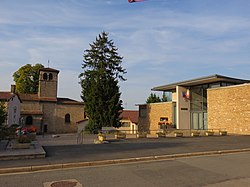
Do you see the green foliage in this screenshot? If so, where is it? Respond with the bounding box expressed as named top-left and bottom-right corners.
top-left (0, 102), bottom-right (6, 126)
top-left (146, 93), bottom-right (161, 103)
top-left (79, 32), bottom-right (126, 134)
top-left (13, 63), bottom-right (44, 93)
top-left (0, 124), bottom-right (16, 140)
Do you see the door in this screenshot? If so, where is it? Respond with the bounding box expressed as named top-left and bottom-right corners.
top-left (191, 112), bottom-right (207, 130)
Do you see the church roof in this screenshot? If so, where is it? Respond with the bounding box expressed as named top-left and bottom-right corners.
top-left (57, 98), bottom-right (84, 105)
top-left (18, 94), bottom-right (83, 104)
top-left (18, 93), bottom-right (39, 101)
top-left (39, 67), bottom-right (60, 73)
top-left (0, 92), bottom-right (14, 100)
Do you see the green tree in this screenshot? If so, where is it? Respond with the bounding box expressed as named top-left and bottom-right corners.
top-left (146, 93), bottom-right (161, 103)
top-left (0, 102), bottom-right (6, 126)
top-left (13, 64), bottom-right (44, 94)
top-left (79, 32), bottom-right (126, 133)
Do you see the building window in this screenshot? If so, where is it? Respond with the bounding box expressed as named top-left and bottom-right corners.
top-left (122, 122), bottom-right (130, 127)
top-left (26, 116), bottom-right (33, 125)
top-left (65, 113), bottom-right (70, 123)
top-left (49, 73), bottom-right (53, 80)
top-left (160, 117), bottom-right (168, 122)
top-left (43, 73), bottom-right (48, 80)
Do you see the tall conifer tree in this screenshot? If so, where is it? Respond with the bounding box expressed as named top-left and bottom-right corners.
top-left (79, 32), bottom-right (126, 133)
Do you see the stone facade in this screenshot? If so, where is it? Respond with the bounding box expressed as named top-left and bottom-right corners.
top-left (19, 67), bottom-right (85, 134)
top-left (138, 102), bottom-right (173, 134)
top-left (208, 84), bottom-right (250, 135)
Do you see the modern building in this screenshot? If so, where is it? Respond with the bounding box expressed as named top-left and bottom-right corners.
top-left (18, 67), bottom-right (85, 133)
top-left (138, 74), bottom-right (250, 135)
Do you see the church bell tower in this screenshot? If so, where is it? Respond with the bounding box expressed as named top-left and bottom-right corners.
top-left (38, 68), bottom-right (60, 99)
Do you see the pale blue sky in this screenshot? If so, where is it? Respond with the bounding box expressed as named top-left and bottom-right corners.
top-left (1, 0), bottom-right (250, 109)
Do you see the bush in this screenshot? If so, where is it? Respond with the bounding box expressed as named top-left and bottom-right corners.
top-left (0, 125), bottom-right (16, 140)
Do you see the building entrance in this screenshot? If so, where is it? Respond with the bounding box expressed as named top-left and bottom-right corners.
top-left (191, 112), bottom-right (207, 130)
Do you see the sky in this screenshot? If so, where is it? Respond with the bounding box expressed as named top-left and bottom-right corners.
top-left (1, 0), bottom-right (250, 109)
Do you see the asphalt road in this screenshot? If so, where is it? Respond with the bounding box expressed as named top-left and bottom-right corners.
top-left (1, 151), bottom-right (250, 187)
top-left (1, 135), bottom-right (250, 169)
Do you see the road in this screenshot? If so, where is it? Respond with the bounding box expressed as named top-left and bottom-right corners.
top-left (1, 151), bottom-right (250, 187)
top-left (1, 135), bottom-right (250, 169)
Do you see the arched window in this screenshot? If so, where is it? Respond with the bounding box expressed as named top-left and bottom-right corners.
top-left (49, 73), bottom-right (53, 80)
top-left (65, 113), bottom-right (70, 123)
top-left (26, 116), bottom-right (33, 125)
top-left (43, 73), bottom-right (48, 80)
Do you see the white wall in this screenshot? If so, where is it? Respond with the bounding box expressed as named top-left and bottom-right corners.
top-left (176, 86), bottom-right (190, 129)
top-left (7, 95), bottom-right (21, 126)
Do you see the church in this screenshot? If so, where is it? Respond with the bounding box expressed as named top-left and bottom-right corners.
top-left (18, 67), bottom-right (85, 134)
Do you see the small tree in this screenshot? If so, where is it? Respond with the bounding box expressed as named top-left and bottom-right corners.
top-left (79, 32), bottom-right (126, 133)
top-left (146, 93), bottom-right (161, 104)
top-left (13, 64), bottom-right (44, 94)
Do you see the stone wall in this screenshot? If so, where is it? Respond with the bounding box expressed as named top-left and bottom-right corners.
top-left (54, 104), bottom-right (85, 133)
top-left (207, 84), bottom-right (250, 134)
top-left (21, 101), bottom-right (42, 112)
top-left (138, 102), bottom-right (173, 134)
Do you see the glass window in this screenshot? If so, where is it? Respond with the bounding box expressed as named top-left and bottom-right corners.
top-left (122, 122), bottom-right (130, 127)
top-left (160, 117), bottom-right (168, 122)
top-left (162, 92), bottom-right (172, 102)
top-left (210, 83), bottom-right (220, 88)
top-left (190, 85), bottom-right (207, 111)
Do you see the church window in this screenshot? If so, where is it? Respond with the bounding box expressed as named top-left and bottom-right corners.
top-left (49, 73), bottom-right (53, 80)
top-left (43, 73), bottom-right (48, 80)
top-left (26, 116), bottom-right (33, 125)
top-left (65, 113), bottom-right (70, 123)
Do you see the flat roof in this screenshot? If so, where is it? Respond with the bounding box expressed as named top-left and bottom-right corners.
top-left (152, 74), bottom-right (250, 91)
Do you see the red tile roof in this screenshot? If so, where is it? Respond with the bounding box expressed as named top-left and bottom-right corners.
top-left (39, 67), bottom-right (60, 73)
top-left (18, 93), bottom-right (83, 105)
top-left (120, 110), bottom-right (139, 124)
top-left (0, 92), bottom-right (14, 100)
top-left (18, 93), bottom-right (39, 101)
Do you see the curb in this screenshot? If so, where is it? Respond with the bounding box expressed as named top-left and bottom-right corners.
top-left (1, 148), bottom-right (250, 175)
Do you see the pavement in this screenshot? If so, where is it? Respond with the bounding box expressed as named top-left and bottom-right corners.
top-left (0, 134), bottom-right (250, 174)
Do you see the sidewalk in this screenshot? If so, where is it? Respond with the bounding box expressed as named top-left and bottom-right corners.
top-left (0, 140), bottom-right (45, 161)
top-left (0, 135), bottom-right (250, 174)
